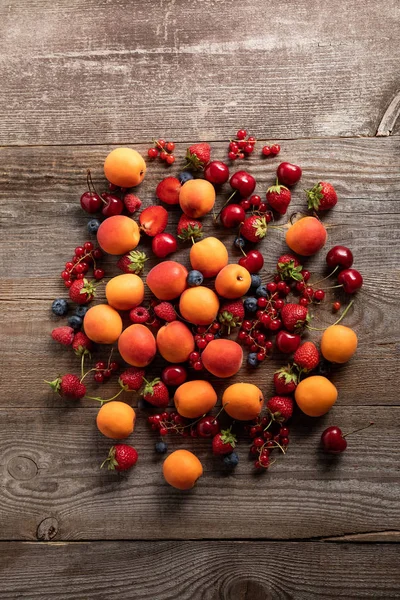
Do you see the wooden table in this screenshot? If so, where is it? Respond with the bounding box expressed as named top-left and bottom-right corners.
top-left (1, 1), bottom-right (399, 598)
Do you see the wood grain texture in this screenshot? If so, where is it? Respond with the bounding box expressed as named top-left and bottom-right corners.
top-left (1, 0), bottom-right (400, 145)
top-left (0, 406), bottom-right (398, 540)
top-left (0, 541), bottom-right (399, 599)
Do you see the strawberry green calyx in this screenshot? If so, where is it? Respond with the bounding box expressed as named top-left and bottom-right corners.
top-left (220, 428), bottom-right (237, 448)
top-left (44, 377), bottom-right (62, 394)
top-left (218, 310), bottom-right (242, 334)
top-left (101, 446), bottom-right (119, 470)
top-left (305, 183), bottom-right (324, 210)
top-left (275, 366), bottom-right (298, 385)
top-left (127, 251), bottom-right (148, 274)
top-left (267, 181), bottom-right (289, 196)
top-left (277, 260), bottom-right (303, 281)
top-left (142, 377), bottom-right (160, 397)
top-left (80, 278), bottom-right (96, 298)
top-left (253, 217), bottom-right (268, 239)
top-left (178, 223), bottom-right (203, 242)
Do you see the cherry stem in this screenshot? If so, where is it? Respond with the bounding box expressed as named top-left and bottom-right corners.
top-left (343, 422), bottom-right (374, 438)
top-left (87, 170), bottom-right (106, 204)
top-left (312, 265), bottom-right (339, 285)
top-left (214, 191), bottom-right (237, 221)
top-left (307, 299), bottom-right (354, 331)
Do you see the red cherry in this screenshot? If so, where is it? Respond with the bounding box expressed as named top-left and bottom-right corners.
top-left (275, 330), bottom-right (301, 353)
top-left (338, 268), bottom-right (363, 293)
top-left (321, 426), bottom-right (347, 454)
top-left (152, 233), bottom-right (177, 258)
top-left (196, 417), bottom-right (220, 438)
top-left (80, 191), bottom-right (103, 214)
top-left (276, 162), bottom-right (302, 186)
top-left (161, 365), bottom-right (187, 387)
top-left (220, 204), bottom-right (246, 228)
top-left (101, 194), bottom-right (124, 217)
top-left (204, 160), bottom-right (230, 185)
top-left (326, 245), bottom-right (354, 269)
top-left (238, 249), bottom-right (264, 273)
top-left (230, 171), bottom-right (256, 197)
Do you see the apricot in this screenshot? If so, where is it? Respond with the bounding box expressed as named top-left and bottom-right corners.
top-left (163, 449), bottom-right (203, 490)
top-left (295, 376), bottom-right (337, 417)
top-left (146, 260), bottom-right (188, 300)
top-left (83, 304), bottom-right (123, 344)
top-left (222, 383), bottom-right (264, 420)
top-left (97, 215), bottom-right (140, 255)
top-left (179, 179), bottom-right (216, 218)
top-left (215, 264), bottom-right (251, 299)
top-left (96, 401), bottom-right (136, 439)
top-left (201, 339), bottom-right (243, 378)
top-left (105, 273), bottom-right (144, 311)
top-left (321, 325), bottom-right (358, 363)
top-left (189, 237), bottom-right (229, 278)
top-left (118, 324), bottom-right (156, 367)
top-left (285, 216), bottom-right (327, 256)
top-left (179, 286), bottom-right (219, 325)
top-left (157, 321), bottom-right (195, 363)
top-left (174, 380), bottom-right (218, 418)
top-left (104, 147), bottom-right (146, 188)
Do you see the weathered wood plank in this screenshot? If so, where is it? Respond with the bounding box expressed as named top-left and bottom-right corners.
top-left (0, 406), bottom-right (398, 540)
top-left (1, 0), bottom-right (399, 145)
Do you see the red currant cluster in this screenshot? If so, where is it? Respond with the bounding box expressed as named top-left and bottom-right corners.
top-left (262, 144), bottom-right (281, 157)
top-left (239, 194), bottom-right (271, 215)
top-left (246, 417), bottom-right (289, 469)
top-left (238, 293), bottom-right (286, 359)
top-left (93, 360), bottom-right (120, 384)
top-left (60, 242), bottom-right (104, 288)
top-left (188, 323), bottom-right (221, 370)
top-left (147, 139), bottom-right (176, 165)
top-left (148, 411), bottom-right (221, 438)
top-left (228, 129), bottom-right (256, 160)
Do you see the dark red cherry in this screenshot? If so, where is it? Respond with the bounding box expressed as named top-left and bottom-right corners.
top-left (326, 246), bottom-right (354, 269)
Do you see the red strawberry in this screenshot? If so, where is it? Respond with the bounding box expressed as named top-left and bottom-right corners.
top-left (72, 332), bottom-right (92, 356)
top-left (185, 143), bottom-right (211, 170)
top-left (156, 177), bottom-right (181, 205)
top-left (119, 367), bottom-right (145, 391)
top-left (117, 250), bottom-right (148, 274)
top-left (218, 300), bottom-right (244, 332)
top-left (293, 341), bottom-right (320, 372)
top-left (154, 302), bottom-right (177, 322)
top-left (51, 326), bottom-right (74, 346)
top-left (306, 182), bottom-right (338, 211)
top-left (102, 444), bottom-right (138, 471)
top-left (266, 182), bottom-right (291, 215)
top-left (266, 396), bottom-right (294, 423)
top-left (142, 378), bottom-right (169, 408)
top-left (281, 303), bottom-right (310, 332)
top-left (123, 193), bottom-right (142, 214)
top-left (176, 214), bottom-right (203, 242)
top-left (273, 366), bottom-right (298, 395)
top-left (276, 254), bottom-right (303, 281)
top-left (46, 374), bottom-right (86, 399)
top-left (139, 206), bottom-right (168, 237)
top-left (69, 278), bottom-right (96, 305)
top-left (212, 428), bottom-right (237, 455)
top-left (240, 215), bottom-right (268, 243)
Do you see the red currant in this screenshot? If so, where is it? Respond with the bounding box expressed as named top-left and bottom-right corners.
top-left (301, 270), bottom-right (311, 282)
top-left (165, 142), bottom-right (175, 152)
top-left (257, 297), bottom-right (267, 308)
top-left (267, 282), bottom-right (277, 294)
top-left (110, 361), bottom-right (120, 372)
top-left (229, 142), bottom-right (239, 152)
top-left (148, 147), bottom-right (158, 158)
top-left (94, 372), bottom-right (104, 383)
top-left (75, 246), bottom-right (85, 257)
top-left (92, 248), bottom-right (103, 259)
top-left (262, 146), bottom-right (271, 156)
top-left (249, 194), bottom-right (261, 207)
top-left (157, 139), bottom-right (166, 148)
top-left (205, 333), bottom-right (214, 343)
top-left (314, 289), bottom-right (325, 301)
top-left (244, 144), bottom-right (254, 154)
top-left (237, 129), bottom-right (247, 140)
top-left (271, 144), bottom-right (280, 155)
top-left (64, 279), bottom-right (73, 288)
top-left (94, 268), bottom-right (105, 280)
top-left (332, 301), bottom-right (341, 312)
top-left (193, 361), bottom-right (203, 371)
top-left (166, 155), bottom-right (175, 165)
top-left (84, 241), bottom-right (94, 252)
top-left (61, 270), bottom-right (70, 280)
top-left (299, 297), bottom-right (309, 306)
top-left (228, 152), bottom-right (237, 160)
top-left (240, 199), bottom-right (251, 211)
top-left (269, 318), bottom-right (282, 331)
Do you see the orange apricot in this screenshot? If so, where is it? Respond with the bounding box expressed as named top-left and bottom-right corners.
top-left (118, 324), bottom-right (156, 367)
top-left (222, 383), bottom-right (264, 420)
top-left (179, 179), bottom-right (216, 218)
top-left (104, 147), bottom-right (146, 188)
top-left (163, 449), bottom-right (203, 490)
top-left (285, 216), bottom-right (327, 256)
top-left (174, 380), bottom-right (218, 418)
top-left (156, 321), bottom-right (195, 363)
top-left (146, 261), bottom-right (188, 300)
top-left (215, 264), bottom-right (252, 299)
top-left (179, 286), bottom-right (219, 325)
top-left (105, 273), bottom-right (144, 311)
top-left (295, 376), bottom-right (338, 417)
top-left (96, 401), bottom-right (136, 439)
top-left (97, 215), bottom-right (140, 255)
top-left (83, 304), bottom-right (123, 344)
top-left (189, 237), bottom-right (229, 278)
top-left (320, 325), bottom-right (358, 363)
top-left (201, 339), bottom-right (243, 378)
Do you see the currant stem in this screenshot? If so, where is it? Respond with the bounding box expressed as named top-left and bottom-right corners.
top-left (343, 422), bottom-right (374, 438)
top-left (81, 353), bottom-right (86, 379)
top-left (85, 387), bottom-right (124, 404)
top-left (80, 368), bottom-right (97, 383)
top-left (312, 265), bottom-right (339, 285)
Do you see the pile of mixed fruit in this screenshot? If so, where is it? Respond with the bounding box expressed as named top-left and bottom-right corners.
top-left (46, 131), bottom-right (370, 489)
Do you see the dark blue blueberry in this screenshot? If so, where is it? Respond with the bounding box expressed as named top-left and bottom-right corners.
top-left (223, 452), bottom-right (239, 467)
top-left (247, 352), bottom-right (260, 368)
top-left (255, 285), bottom-right (268, 298)
top-left (213, 331), bottom-right (222, 339)
top-left (234, 236), bottom-right (246, 249)
top-left (87, 219), bottom-right (101, 234)
top-left (244, 297), bottom-right (258, 313)
top-left (67, 315), bottom-right (83, 330)
top-left (178, 171), bottom-right (194, 184)
top-left (155, 441), bottom-right (168, 454)
top-left (75, 305), bottom-right (89, 318)
top-left (315, 359), bottom-right (333, 377)
top-left (51, 298), bottom-right (69, 316)
top-left (187, 269), bottom-right (204, 287)
top-left (249, 274), bottom-right (262, 292)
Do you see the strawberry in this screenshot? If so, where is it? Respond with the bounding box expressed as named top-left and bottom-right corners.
top-left (185, 143), bottom-right (211, 170)
top-left (46, 374), bottom-right (86, 399)
top-left (266, 182), bottom-right (291, 215)
top-left (119, 367), bottom-right (145, 391)
top-left (266, 396), bottom-right (294, 423)
top-left (69, 278), bottom-right (96, 305)
top-left (72, 332), bottom-right (92, 356)
top-left (273, 366), bottom-right (298, 395)
top-left (276, 254), bottom-right (303, 281)
top-left (218, 300), bottom-right (244, 332)
top-left (117, 250), bottom-right (148, 275)
top-left (139, 206), bottom-right (168, 237)
top-left (293, 341), bottom-right (320, 372)
top-left (123, 193), bottom-right (142, 214)
top-left (281, 303), bottom-right (310, 332)
top-left (306, 182), bottom-right (338, 211)
top-left (51, 326), bottom-right (75, 346)
top-left (129, 306), bottom-right (150, 324)
top-left (101, 444), bottom-right (138, 471)
top-left (212, 428), bottom-right (237, 456)
top-left (154, 302), bottom-right (177, 322)
top-left (142, 378), bottom-right (169, 408)
top-left (176, 214), bottom-right (203, 242)
top-left (240, 215), bottom-right (268, 242)
top-left (156, 177), bottom-right (181, 205)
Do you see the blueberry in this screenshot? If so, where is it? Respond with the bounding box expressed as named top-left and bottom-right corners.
top-left (247, 352), bottom-right (259, 368)
top-left (256, 285), bottom-right (268, 298)
top-left (223, 452), bottom-right (239, 467)
top-left (67, 315), bottom-right (83, 330)
top-left (187, 270), bottom-right (204, 287)
top-left (87, 219), bottom-right (101, 234)
top-left (315, 359), bottom-right (333, 377)
top-left (51, 298), bottom-right (69, 316)
top-left (178, 171), bottom-right (194, 184)
top-left (75, 305), bottom-right (89, 318)
top-left (249, 274), bottom-right (261, 292)
top-left (155, 441), bottom-right (168, 454)
top-left (213, 331), bottom-right (222, 339)
top-left (244, 297), bottom-right (258, 313)
top-left (234, 236), bottom-right (246, 249)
